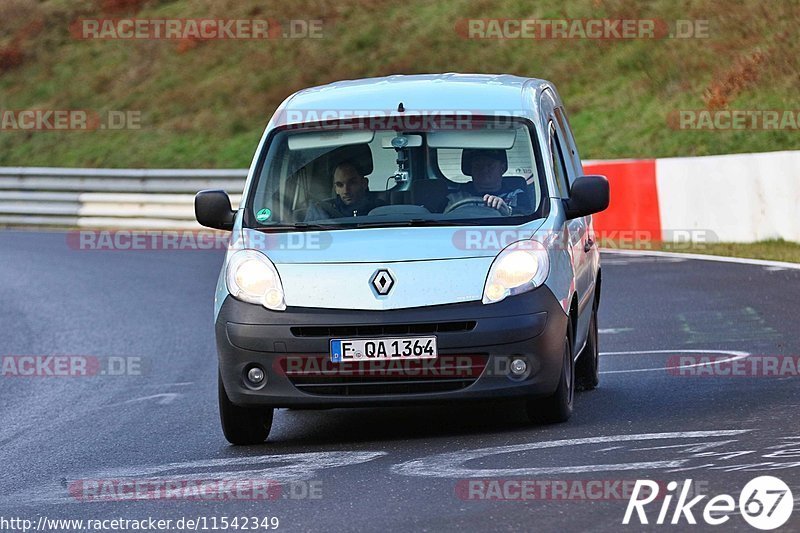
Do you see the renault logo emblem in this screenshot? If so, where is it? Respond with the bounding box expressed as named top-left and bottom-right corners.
top-left (370, 269), bottom-right (394, 296)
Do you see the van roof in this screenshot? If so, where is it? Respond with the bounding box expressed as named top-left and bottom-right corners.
top-left (272, 73), bottom-right (554, 126)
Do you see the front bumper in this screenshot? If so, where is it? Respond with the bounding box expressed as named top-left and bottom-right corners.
top-left (216, 286), bottom-right (568, 408)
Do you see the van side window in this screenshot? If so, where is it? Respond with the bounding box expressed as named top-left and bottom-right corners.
top-left (553, 107), bottom-right (581, 185)
top-left (549, 122), bottom-right (570, 198)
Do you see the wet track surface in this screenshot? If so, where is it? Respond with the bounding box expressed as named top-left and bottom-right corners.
top-left (1, 231), bottom-right (799, 532)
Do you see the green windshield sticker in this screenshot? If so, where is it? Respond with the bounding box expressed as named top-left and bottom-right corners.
top-left (255, 208), bottom-right (272, 222)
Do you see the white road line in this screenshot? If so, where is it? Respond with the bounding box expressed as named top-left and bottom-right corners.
top-left (392, 430), bottom-right (751, 478)
top-left (104, 393), bottom-right (181, 406)
top-left (9, 451), bottom-right (388, 505)
top-left (602, 349), bottom-right (750, 356)
top-left (599, 349), bottom-right (750, 375)
top-left (141, 382), bottom-right (195, 388)
top-left (599, 327), bottom-right (633, 334)
top-left (602, 248), bottom-right (800, 270)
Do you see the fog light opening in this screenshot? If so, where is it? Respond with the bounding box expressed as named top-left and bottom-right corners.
top-left (510, 358), bottom-right (528, 377)
top-left (245, 365), bottom-right (266, 388)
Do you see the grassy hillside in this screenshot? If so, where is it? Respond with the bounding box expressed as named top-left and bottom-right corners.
top-left (0, 0), bottom-right (798, 168)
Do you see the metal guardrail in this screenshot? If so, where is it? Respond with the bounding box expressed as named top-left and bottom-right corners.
top-left (0, 167), bottom-right (246, 229)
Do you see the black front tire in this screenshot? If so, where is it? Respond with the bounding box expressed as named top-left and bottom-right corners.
top-left (218, 371), bottom-right (274, 445)
top-left (526, 325), bottom-right (574, 424)
top-left (576, 307), bottom-right (600, 391)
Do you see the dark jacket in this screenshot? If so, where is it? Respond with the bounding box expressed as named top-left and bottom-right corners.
top-left (305, 194), bottom-right (386, 221)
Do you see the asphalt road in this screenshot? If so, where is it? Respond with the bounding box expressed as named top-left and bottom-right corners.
top-left (1, 231), bottom-right (799, 532)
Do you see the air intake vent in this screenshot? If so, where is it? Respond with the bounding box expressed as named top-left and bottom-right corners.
top-left (291, 321), bottom-right (476, 338)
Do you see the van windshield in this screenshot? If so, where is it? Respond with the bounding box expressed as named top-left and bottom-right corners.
top-left (245, 117), bottom-right (548, 229)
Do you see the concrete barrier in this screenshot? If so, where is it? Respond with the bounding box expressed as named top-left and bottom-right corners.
top-left (584, 149), bottom-right (800, 243)
top-left (653, 151), bottom-right (800, 242)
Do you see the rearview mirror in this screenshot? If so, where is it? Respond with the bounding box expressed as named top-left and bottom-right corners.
top-left (195, 189), bottom-right (235, 230)
top-left (564, 175), bottom-right (609, 220)
top-left (381, 134), bottom-right (423, 148)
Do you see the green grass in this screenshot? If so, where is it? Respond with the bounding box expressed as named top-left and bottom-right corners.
top-left (601, 239), bottom-right (800, 264)
top-left (0, 0), bottom-right (798, 168)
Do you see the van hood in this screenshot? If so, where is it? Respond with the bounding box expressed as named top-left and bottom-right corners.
top-left (235, 221), bottom-right (546, 310)
top-left (239, 221), bottom-right (546, 264)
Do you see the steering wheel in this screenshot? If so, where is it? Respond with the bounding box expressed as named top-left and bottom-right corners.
top-left (444, 196), bottom-right (506, 215)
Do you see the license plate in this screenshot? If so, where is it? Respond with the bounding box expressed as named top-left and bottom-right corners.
top-left (330, 336), bottom-right (437, 362)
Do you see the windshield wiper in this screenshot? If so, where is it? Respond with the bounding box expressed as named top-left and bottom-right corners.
top-left (256, 218), bottom-right (516, 231)
top-left (353, 219), bottom-right (486, 228)
top-left (290, 222), bottom-right (345, 230)
top-left (253, 222), bottom-right (343, 232)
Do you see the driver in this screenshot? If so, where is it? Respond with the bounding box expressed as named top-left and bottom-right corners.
top-left (445, 149), bottom-right (530, 216)
top-left (305, 160), bottom-right (386, 220)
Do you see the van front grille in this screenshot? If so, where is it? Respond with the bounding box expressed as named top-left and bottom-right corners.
top-left (290, 321), bottom-right (475, 338)
top-left (279, 354), bottom-right (488, 396)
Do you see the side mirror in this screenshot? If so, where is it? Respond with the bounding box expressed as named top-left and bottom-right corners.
top-left (564, 175), bottom-right (609, 220)
top-left (195, 189), bottom-right (235, 230)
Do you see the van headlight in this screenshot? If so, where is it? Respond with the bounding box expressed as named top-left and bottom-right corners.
top-left (482, 241), bottom-right (549, 304)
top-left (226, 249), bottom-right (286, 311)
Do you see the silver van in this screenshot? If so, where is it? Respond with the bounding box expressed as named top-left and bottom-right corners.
top-left (195, 74), bottom-right (609, 444)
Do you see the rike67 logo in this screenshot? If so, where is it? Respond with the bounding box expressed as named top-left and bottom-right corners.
top-left (623, 476), bottom-right (793, 530)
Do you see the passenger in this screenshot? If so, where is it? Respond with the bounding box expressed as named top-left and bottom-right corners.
top-left (305, 160), bottom-right (386, 220)
top-left (445, 149), bottom-right (531, 215)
